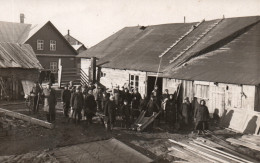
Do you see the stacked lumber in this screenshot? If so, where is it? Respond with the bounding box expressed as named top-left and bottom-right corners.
top-left (168, 138), bottom-right (257, 163)
top-left (226, 135), bottom-right (260, 152)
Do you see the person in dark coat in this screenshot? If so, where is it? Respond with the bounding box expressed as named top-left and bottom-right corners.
top-left (42, 82), bottom-right (56, 122)
top-left (161, 89), bottom-right (170, 121)
top-left (30, 81), bottom-right (42, 114)
top-left (122, 88), bottom-right (132, 104)
top-left (70, 86), bottom-right (84, 124)
top-left (68, 81), bottom-right (75, 93)
top-left (131, 88), bottom-right (142, 121)
top-left (194, 100), bottom-right (210, 135)
top-left (181, 97), bottom-right (192, 127)
top-left (120, 99), bottom-right (131, 128)
top-left (145, 96), bottom-right (160, 117)
top-left (165, 94), bottom-right (177, 126)
top-left (61, 85), bottom-right (71, 117)
top-left (104, 96), bottom-right (117, 131)
top-left (84, 90), bottom-right (97, 124)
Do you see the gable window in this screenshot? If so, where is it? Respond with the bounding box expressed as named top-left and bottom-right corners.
top-left (50, 62), bottom-right (58, 73)
top-left (129, 75), bottom-right (139, 90)
top-left (37, 40), bottom-right (44, 50)
top-left (50, 40), bottom-right (56, 51)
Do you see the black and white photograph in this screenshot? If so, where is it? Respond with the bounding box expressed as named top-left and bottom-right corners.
top-left (0, 0), bottom-right (260, 162)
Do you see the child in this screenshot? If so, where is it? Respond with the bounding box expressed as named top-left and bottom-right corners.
top-left (121, 99), bottom-right (131, 129)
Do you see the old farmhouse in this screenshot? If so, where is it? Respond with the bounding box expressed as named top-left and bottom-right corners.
top-left (78, 16), bottom-right (260, 134)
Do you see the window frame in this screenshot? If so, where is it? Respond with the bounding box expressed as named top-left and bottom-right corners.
top-left (37, 40), bottom-right (44, 50)
top-left (129, 74), bottom-right (139, 90)
top-left (50, 40), bottom-right (56, 51)
top-left (50, 61), bottom-right (58, 73)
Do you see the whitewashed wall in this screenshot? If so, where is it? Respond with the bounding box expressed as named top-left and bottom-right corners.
top-left (100, 68), bottom-right (147, 96)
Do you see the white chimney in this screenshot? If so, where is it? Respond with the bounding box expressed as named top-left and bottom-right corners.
top-left (20, 13), bottom-right (25, 23)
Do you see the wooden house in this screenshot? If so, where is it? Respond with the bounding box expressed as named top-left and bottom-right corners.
top-left (0, 16), bottom-right (79, 86)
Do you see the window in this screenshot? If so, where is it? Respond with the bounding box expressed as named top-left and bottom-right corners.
top-left (195, 84), bottom-right (209, 99)
top-left (37, 40), bottom-right (44, 50)
top-left (50, 62), bottom-right (58, 73)
top-left (101, 71), bottom-right (106, 77)
top-left (50, 40), bottom-right (56, 51)
top-left (130, 75), bottom-right (139, 90)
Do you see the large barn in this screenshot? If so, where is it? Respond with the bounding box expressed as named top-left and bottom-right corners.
top-left (78, 16), bottom-right (260, 134)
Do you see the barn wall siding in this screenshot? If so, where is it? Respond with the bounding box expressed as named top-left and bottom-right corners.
top-left (0, 69), bottom-right (39, 100)
top-left (99, 68), bottom-right (147, 96)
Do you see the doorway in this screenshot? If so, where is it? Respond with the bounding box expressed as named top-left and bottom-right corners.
top-left (147, 76), bottom-right (163, 98)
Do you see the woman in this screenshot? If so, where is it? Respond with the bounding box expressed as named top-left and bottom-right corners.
top-left (165, 94), bottom-right (177, 127)
top-left (194, 100), bottom-right (210, 135)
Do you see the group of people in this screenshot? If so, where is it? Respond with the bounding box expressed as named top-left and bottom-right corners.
top-left (30, 80), bottom-right (210, 134)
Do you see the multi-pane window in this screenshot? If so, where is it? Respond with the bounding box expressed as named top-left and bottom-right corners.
top-left (37, 40), bottom-right (44, 50)
top-left (50, 62), bottom-right (58, 73)
top-left (50, 40), bottom-right (56, 51)
top-left (130, 75), bottom-right (139, 90)
top-left (195, 84), bottom-right (209, 99)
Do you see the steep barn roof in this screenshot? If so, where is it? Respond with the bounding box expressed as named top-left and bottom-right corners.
top-left (162, 19), bottom-right (260, 85)
top-left (0, 42), bottom-right (42, 69)
top-left (78, 16), bottom-right (260, 75)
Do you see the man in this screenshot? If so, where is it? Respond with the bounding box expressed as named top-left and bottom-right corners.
top-left (113, 85), bottom-right (122, 106)
top-left (181, 97), bottom-right (192, 127)
top-left (145, 96), bottom-right (160, 117)
top-left (61, 85), bottom-right (71, 117)
top-left (68, 81), bottom-right (75, 93)
top-left (194, 100), bottom-right (210, 135)
top-left (104, 96), bottom-right (117, 131)
top-left (93, 85), bottom-right (102, 111)
top-left (30, 81), bottom-right (42, 114)
top-left (122, 88), bottom-right (132, 104)
top-left (161, 89), bottom-right (170, 121)
top-left (84, 89), bottom-right (97, 124)
top-left (70, 86), bottom-right (84, 124)
top-left (121, 99), bottom-right (131, 128)
top-left (131, 88), bottom-right (142, 120)
top-left (165, 95), bottom-right (177, 127)
top-left (42, 82), bottom-right (56, 122)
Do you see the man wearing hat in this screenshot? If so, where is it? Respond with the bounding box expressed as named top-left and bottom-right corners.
top-left (93, 84), bottom-right (102, 111)
top-left (70, 86), bottom-right (84, 124)
top-left (61, 84), bottom-right (71, 117)
top-left (104, 95), bottom-right (117, 131)
top-left (42, 82), bottom-right (57, 122)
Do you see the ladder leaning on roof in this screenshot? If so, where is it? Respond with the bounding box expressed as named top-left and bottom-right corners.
top-left (154, 19), bottom-right (206, 86)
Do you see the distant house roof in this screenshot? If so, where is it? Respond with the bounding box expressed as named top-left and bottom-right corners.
top-left (78, 16), bottom-right (260, 75)
top-left (0, 21), bottom-right (77, 54)
top-left (0, 42), bottom-right (43, 69)
top-left (162, 19), bottom-right (260, 85)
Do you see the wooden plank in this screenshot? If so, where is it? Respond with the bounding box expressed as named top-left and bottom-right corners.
top-left (168, 145), bottom-right (211, 162)
top-left (193, 139), bottom-right (253, 163)
top-left (188, 142), bottom-right (234, 163)
top-left (226, 138), bottom-right (260, 152)
top-left (197, 137), bottom-right (258, 163)
top-left (0, 108), bottom-right (53, 129)
top-left (168, 139), bottom-right (221, 163)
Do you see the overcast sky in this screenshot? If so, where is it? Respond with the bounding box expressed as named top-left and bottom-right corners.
top-left (0, 0), bottom-right (259, 47)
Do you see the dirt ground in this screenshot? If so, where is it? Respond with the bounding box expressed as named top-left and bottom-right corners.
top-left (0, 102), bottom-right (259, 163)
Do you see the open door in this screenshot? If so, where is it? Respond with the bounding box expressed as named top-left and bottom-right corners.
top-left (147, 76), bottom-right (162, 98)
